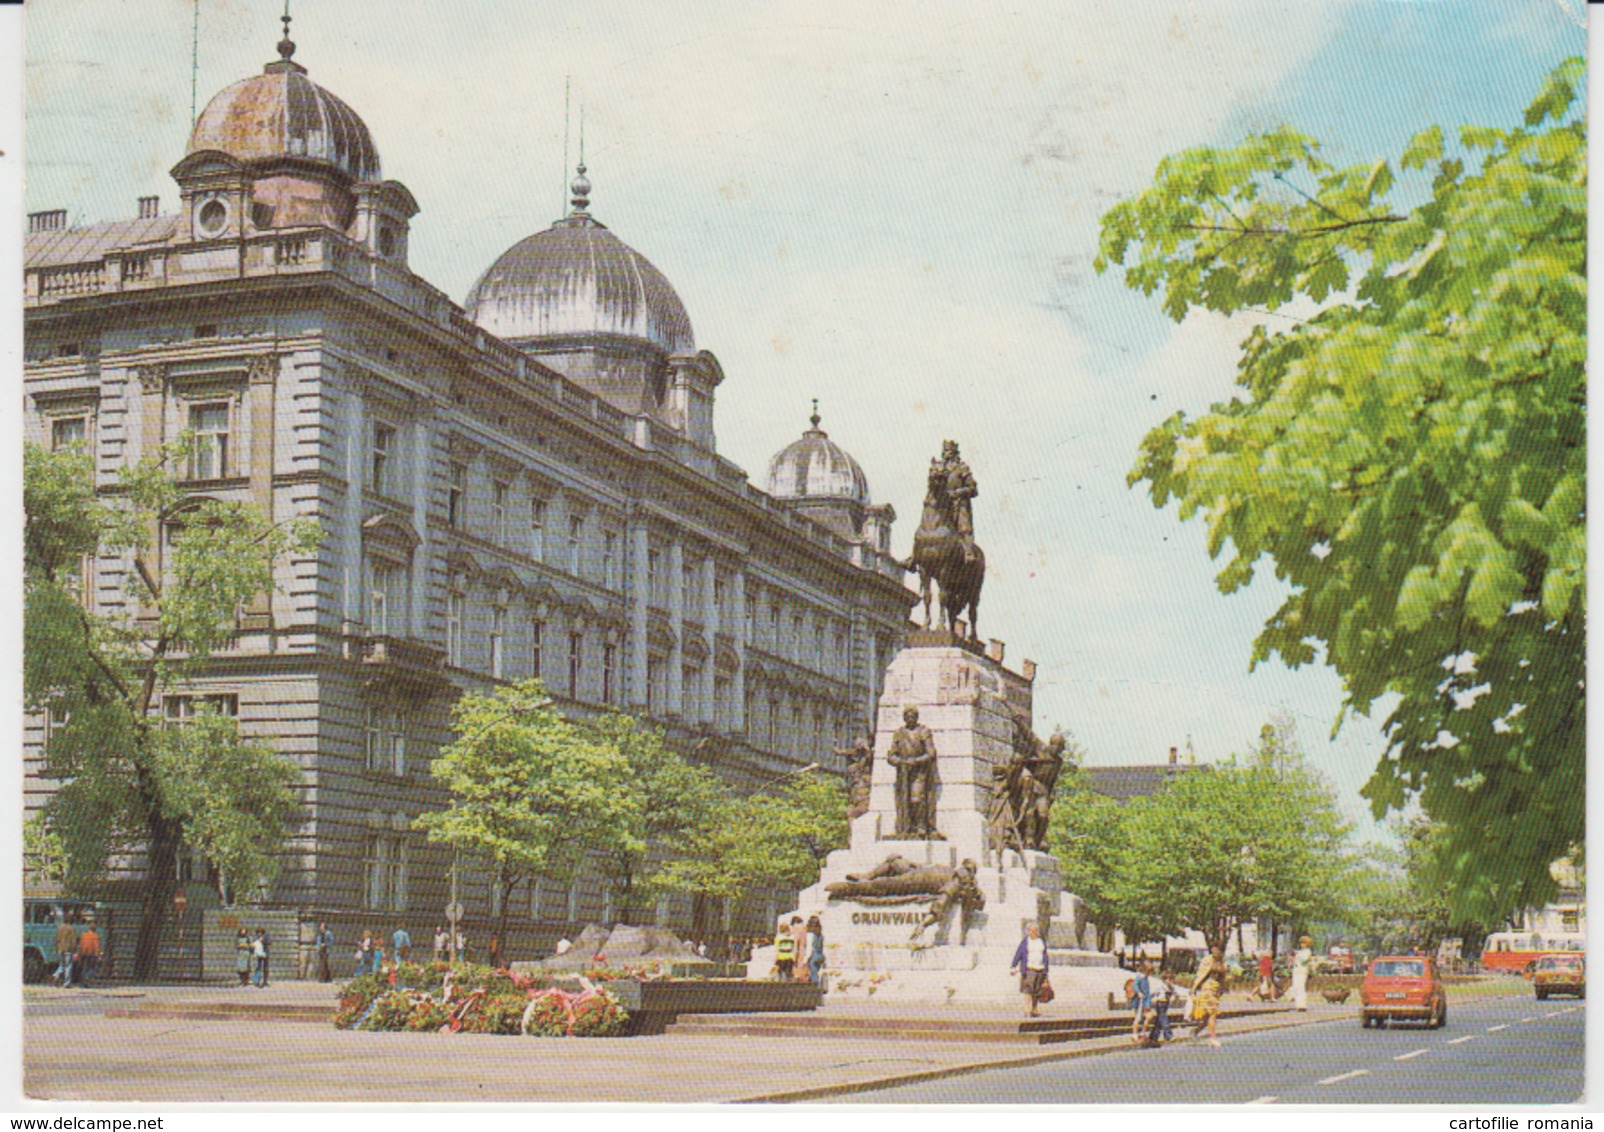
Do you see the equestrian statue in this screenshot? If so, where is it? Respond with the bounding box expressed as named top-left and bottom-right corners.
top-left (905, 439), bottom-right (986, 640)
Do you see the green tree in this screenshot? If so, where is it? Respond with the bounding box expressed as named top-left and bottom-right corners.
top-left (1096, 59), bottom-right (1585, 923)
top-left (24, 440), bottom-right (314, 980)
top-left (658, 770), bottom-right (849, 916)
top-left (579, 713), bottom-right (729, 924)
top-left (415, 680), bottom-right (639, 946)
top-left (1112, 759), bottom-right (1351, 952)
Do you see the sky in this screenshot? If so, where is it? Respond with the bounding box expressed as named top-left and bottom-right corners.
top-left (18, 0), bottom-right (1585, 843)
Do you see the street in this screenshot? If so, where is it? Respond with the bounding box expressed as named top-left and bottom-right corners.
top-left (829, 993), bottom-right (1585, 1104)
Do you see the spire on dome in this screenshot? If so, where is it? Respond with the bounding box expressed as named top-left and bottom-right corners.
top-left (809, 399), bottom-right (822, 431)
top-left (266, 2), bottom-right (306, 74)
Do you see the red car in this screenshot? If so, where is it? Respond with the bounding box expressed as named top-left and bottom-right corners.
top-left (1359, 955), bottom-right (1447, 1029)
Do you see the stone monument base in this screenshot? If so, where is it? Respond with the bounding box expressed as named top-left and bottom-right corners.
top-left (746, 640), bottom-right (1123, 1003)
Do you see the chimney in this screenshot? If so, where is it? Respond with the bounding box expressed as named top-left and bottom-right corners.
top-left (1169, 746), bottom-right (1179, 766)
top-left (986, 639), bottom-right (1005, 664)
top-left (27, 209), bottom-right (67, 234)
top-left (137, 196), bottom-right (160, 219)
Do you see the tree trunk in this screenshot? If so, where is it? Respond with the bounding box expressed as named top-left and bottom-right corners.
top-left (1235, 919), bottom-right (1246, 957)
top-left (496, 874), bottom-right (519, 963)
top-left (133, 812), bottom-right (181, 982)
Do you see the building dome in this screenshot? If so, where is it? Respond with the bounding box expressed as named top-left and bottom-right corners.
top-left (766, 405), bottom-right (871, 507)
top-left (187, 25), bottom-right (380, 183)
top-left (465, 167), bottom-right (694, 355)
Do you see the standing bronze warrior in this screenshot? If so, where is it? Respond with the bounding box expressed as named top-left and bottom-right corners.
top-left (836, 729), bottom-right (875, 821)
top-left (888, 706), bottom-right (940, 839)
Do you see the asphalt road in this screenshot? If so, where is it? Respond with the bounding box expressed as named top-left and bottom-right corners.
top-left (828, 993), bottom-right (1586, 1105)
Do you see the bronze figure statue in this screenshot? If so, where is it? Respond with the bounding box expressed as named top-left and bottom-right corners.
top-left (909, 858), bottom-right (985, 944)
top-left (826, 854), bottom-right (950, 900)
top-left (835, 729), bottom-right (876, 821)
top-left (987, 721), bottom-right (1069, 855)
top-left (888, 707), bottom-right (940, 839)
top-left (906, 443), bottom-right (985, 640)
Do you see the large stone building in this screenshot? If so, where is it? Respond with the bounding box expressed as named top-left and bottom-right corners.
top-left (23, 24), bottom-right (913, 950)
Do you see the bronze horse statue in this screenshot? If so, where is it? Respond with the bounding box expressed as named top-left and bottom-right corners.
top-left (906, 460), bottom-right (985, 639)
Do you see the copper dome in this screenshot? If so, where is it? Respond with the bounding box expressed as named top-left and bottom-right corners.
top-left (187, 51), bottom-right (380, 183)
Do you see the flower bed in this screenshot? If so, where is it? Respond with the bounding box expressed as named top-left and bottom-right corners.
top-left (334, 961), bottom-right (627, 1037)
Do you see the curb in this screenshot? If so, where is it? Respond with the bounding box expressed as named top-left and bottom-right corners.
top-left (736, 988), bottom-right (1527, 1104)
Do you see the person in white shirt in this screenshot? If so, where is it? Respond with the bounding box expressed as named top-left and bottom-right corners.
top-left (1291, 936), bottom-right (1314, 1010)
top-left (1009, 922), bottom-right (1051, 1017)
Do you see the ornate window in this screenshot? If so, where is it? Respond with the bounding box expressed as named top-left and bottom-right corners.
top-left (492, 481), bottom-right (509, 545)
top-left (530, 618), bottom-right (544, 679)
top-left (602, 530), bottom-right (619, 591)
top-left (446, 578), bottom-right (465, 667)
top-left (188, 402), bottom-right (230, 479)
top-left (491, 605), bottom-right (506, 679)
top-left (567, 515), bottom-right (583, 576)
top-left (529, 498), bottom-right (545, 561)
top-left (364, 706), bottom-right (406, 776)
top-left (50, 416), bottom-right (88, 451)
top-left (371, 424), bottom-right (394, 496)
top-left (567, 632), bottom-right (583, 697)
top-left (448, 463), bottom-right (466, 529)
top-left (602, 643), bottom-right (617, 705)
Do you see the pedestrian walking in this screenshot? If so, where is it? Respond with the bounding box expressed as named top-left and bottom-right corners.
top-left (250, 929), bottom-right (268, 987)
top-left (488, 932), bottom-right (503, 970)
top-left (75, 922), bottom-right (100, 988)
top-left (1009, 922), bottom-right (1050, 1018)
top-left (433, 925), bottom-right (448, 963)
top-left (357, 930), bottom-right (374, 977)
top-left (316, 922), bottom-right (334, 983)
top-left (773, 919), bottom-right (797, 981)
top-left (1291, 935), bottom-right (1313, 1011)
top-left (805, 914), bottom-right (826, 987)
top-left (1190, 945), bottom-right (1227, 1047)
top-left (1155, 969), bottom-right (1179, 1042)
top-left (1252, 950), bottom-right (1276, 1001)
top-left (53, 914), bottom-right (78, 988)
top-left (788, 916), bottom-right (808, 982)
top-left (235, 928), bottom-right (252, 986)
top-left (1131, 961), bottom-right (1158, 1044)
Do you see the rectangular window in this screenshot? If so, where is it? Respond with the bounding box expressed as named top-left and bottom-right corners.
top-left (447, 586), bottom-right (464, 667)
top-left (769, 604), bottom-right (780, 649)
top-left (568, 632), bottom-right (583, 697)
top-left (50, 416), bottom-right (87, 452)
top-left (188, 403), bottom-right (229, 479)
top-left (164, 693), bottom-right (240, 723)
top-left (768, 697), bottom-right (780, 749)
top-left (491, 606), bottom-right (506, 679)
top-left (681, 564), bottom-right (693, 610)
top-left (364, 833), bottom-right (409, 911)
top-left (746, 606), bottom-right (755, 645)
top-left (369, 561), bottom-right (393, 636)
top-left (603, 531), bottom-right (618, 591)
top-left (492, 481), bottom-right (509, 545)
top-left (602, 643), bottom-right (617, 705)
top-left (371, 424), bottom-right (394, 495)
top-left (364, 706), bottom-right (406, 776)
top-left (531, 876), bottom-right (545, 923)
top-left (791, 616), bottom-right (803, 662)
top-left (568, 516), bottom-right (583, 576)
top-left (529, 498), bottom-right (545, 561)
top-left (531, 619), bottom-right (544, 679)
top-left (448, 463), bottom-right (466, 529)
top-left (648, 550), bottom-right (662, 605)
top-left (684, 666), bottom-right (700, 721)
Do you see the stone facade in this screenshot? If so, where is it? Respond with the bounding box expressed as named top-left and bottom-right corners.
top-left (23, 33), bottom-right (913, 952)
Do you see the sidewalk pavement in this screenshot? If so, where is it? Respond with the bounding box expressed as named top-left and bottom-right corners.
top-left (24, 982), bottom-right (1357, 1104)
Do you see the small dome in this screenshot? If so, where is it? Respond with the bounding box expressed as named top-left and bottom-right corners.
top-left (465, 170), bottom-right (694, 355)
top-left (766, 407), bottom-right (871, 506)
top-left (187, 33), bottom-right (380, 183)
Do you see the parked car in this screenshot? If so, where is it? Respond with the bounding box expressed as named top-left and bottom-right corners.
top-left (1359, 955), bottom-right (1447, 1029)
top-left (1532, 954), bottom-right (1585, 1000)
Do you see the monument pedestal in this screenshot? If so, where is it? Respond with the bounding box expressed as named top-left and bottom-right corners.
top-left (749, 645), bottom-right (1123, 1003)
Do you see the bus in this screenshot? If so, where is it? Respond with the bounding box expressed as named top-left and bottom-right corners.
top-left (22, 897), bottom-right (105, 983)
top-left (1481, 931), bottom-right (1585, 974)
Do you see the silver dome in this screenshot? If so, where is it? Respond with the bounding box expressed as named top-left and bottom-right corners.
top-left (766, 408), bottom-right (871, 507)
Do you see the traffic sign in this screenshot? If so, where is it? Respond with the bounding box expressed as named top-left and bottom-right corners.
top-left (444, 902), bottom-right (463, 922)
top-left (173, 891), bottom-right (189, 912)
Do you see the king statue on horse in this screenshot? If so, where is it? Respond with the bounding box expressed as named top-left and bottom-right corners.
top-left (905, 439), bottom-right (986, 640)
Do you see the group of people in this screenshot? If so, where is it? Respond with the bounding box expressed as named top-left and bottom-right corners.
top-left (773, 915), bottom-right (826, 986)
top-left (50, 913), bottom-right (101, 988)
top-left (232, 927), bottom-right (273, 987)
top-left (1246, 936), bottom-right (1316, 1009)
